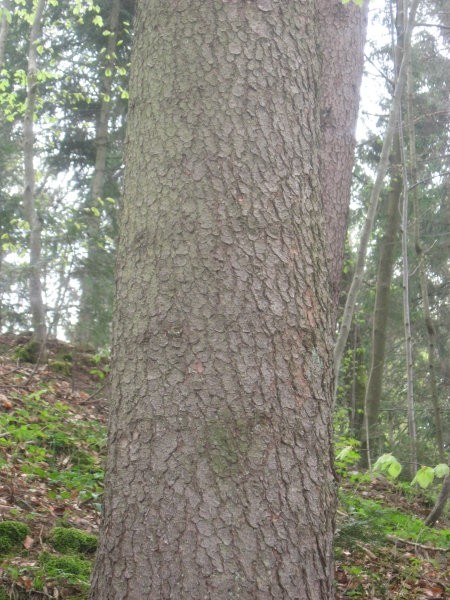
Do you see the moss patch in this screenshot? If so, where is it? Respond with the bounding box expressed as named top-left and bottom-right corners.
top-left (0, 521), bottom-right (30, 554)
top-left (39, 553), bottom-right (92, 586)
top-left (48, 527), bottom-right (97, 555)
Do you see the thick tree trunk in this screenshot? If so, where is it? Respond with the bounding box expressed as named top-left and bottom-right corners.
top-left (90, 2), bottom-right (365, 598)
top-left (23, 0), bottom-right (46, 361)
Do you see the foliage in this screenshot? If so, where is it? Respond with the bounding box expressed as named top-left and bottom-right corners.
top-left (335, 436), bottom-right (362, 475)
top-left (0, 386), bottom-right (106, 504)
top-left (374, 453), bottom-right (449, 489)
top-left (373, 453), bottom-right (402, 480)
top-left (411, 464), bottom-right (449, 489)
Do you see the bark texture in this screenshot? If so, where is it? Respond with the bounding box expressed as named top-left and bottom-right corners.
top-left (317, 0), bottom-right (367, 306)
top-left (91, 2), bottom-right (365, 598)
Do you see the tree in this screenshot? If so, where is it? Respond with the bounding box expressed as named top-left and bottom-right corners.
top-left (94, 2), bottom-right (365, 598)
top-left (23, 0), bottom-right (47, 361)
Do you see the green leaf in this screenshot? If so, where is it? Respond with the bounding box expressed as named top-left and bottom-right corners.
top-left (92, 14), bottom-right (103, 27)
top-left (336, 446), bottom-right (353, 461)
top-left (411, 466), bottom-right (435, 489)
top-left (388, 460), bottom-right (402, 479)
top-left (373, 453), bottom-right (402, 479)
top-left (434, 463), bottom-right (450, 478)
top-left (373, 453), bottom-right (393, 470)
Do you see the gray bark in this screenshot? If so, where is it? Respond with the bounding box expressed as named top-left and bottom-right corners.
top-left (334, 0), bottom-right (421, 380)
top-left (23, 0), bottom-right (46, 360)
top-left (90, 2), bottom-right (365, 598)
top-left (76, 0), bottom-right (121, 347)
top-left (407, 62), bottom-right (445, 463)
top-left (0, 0), bottom-right (11, 68)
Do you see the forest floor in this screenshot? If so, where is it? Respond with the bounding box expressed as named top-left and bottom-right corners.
top-left (0, 334), bottom-right (448, 599)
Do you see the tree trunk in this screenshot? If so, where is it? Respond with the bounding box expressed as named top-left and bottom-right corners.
top-left (317, 0), bottom-right (368, 307)
top-left (334, 0), bottom-right (420, 380)
top-left (0, 0), bottom-right (11, 68)
top-left (76, 0), bottom-right (121, 347)
top-left (425, 457), bottom-right (450, 527)
top-left (23, 0), bottom-right (46, 361)
top-left (90, 2), bottom-right (365, 598)
top-left (362, 136), bottom-right (402, 464)
top-left (407, 62), bottom-right (445, 463)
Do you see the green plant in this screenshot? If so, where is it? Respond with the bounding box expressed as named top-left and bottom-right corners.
top-left (0, 389), bottom-right (106, 504)
top-left (337, 492), bottom-right (450, 550)
top-left (374, 453), bottom-right (449, 489)
top-left (373, 453), bottom-right (402, 479)
top-left (0, 521), bottom-right (30, 554)
top-left (48, 527), bottom-right (97, 554)
top-left (89, 348), bottom-right (110, 380)
top-left (335, 437), bottom-right (361, 475)
top-left (48, 359), bottom-right (72, 376)
top-left (13, 341), bottom-right (40, 363)
top-left (0, 587), bottom-right (10, 600)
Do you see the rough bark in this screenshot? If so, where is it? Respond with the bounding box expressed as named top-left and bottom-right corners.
top-left (90, 2), bottom-right (365, 598)
top-left (23, 0), bottom-right (46, 361)
top-left (317, 0), bottom-right (368, 306)
top-left (76, 0), bottom-right (121, 347)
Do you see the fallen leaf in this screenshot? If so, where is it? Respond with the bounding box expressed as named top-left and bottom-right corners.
top-left (22, 535), bottom-right (34, 549)
top-left (0, 394), bottom-right (12, 409)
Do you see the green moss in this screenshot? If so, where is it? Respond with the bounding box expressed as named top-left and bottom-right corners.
top-left (39, 553), bottom-right (92, 585)
top-left (48, 527), bottom-right (97, 555)
top-left (0, 521), bottom-right (30, 554)
top-left (48, 359), bottom-right (72, 376)
top-left (204, 411), bottom-right (255, 476)
top-left (337, 492), bottom-right (450, 550)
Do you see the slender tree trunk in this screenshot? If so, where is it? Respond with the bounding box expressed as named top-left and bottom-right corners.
top-left (396, 3), bottom-right (417, 476)
top-left (349, 324), bottom-right (366, 441)
top-left (400, 146), bottom-right (418, 475)
top-left (90, 2), bottom-right (365, 598)
top-left (361, 0), bottom-right (405, 464)
top-left (425, 457), bottom-right (450, 526)
top-left (76, 0), bottom-right (121, 347)
top-left (23, 0), bottom-right (46, 361)
top-left (334, 0), bottom-right (420, 380)
top-left (0, 0), bottom-right (10, 68)
top-left (362, 136), bottom-right (402, 463)
top-left (407, 63), bottom-right (445, 463)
